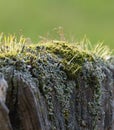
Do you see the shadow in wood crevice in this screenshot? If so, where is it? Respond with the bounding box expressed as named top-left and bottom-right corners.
top-left (6, 73), bottom-right (42, 130)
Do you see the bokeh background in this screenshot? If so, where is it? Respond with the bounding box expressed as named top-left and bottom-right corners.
top-left (0, 0), bottom-right (114, 48)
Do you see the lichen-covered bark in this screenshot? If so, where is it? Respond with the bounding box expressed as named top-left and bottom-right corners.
top-left (0, 43), bottom-right (113, 130)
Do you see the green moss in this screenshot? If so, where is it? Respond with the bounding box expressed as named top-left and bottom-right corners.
top-left (46, 42), bottom-right (96, 79)
top-left (0, 35), bottom-right (111, 74)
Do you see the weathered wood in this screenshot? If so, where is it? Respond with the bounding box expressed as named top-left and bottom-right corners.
top-left (0, 100), bottom-right (12, 130)
top-left (16, 75), bottom-right (41, 130)
top-left (0, 46), bottom-right (113, 130)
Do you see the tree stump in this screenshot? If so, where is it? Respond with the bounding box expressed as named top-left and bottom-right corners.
top-left (0, 42), bottom-right (113, 130)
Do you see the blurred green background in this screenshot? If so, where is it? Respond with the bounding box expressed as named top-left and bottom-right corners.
top-left (0, 0), bottom-right (114, 48)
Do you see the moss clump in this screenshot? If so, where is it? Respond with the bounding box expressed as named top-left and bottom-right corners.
top-left (45, 41), bottom-right (111, 80)
top-left (0, 34), bottom-right (111, 74)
